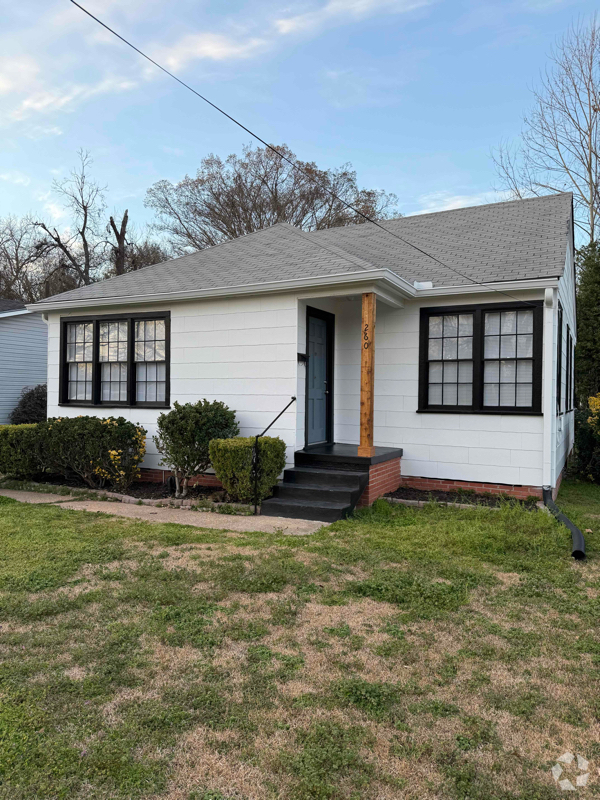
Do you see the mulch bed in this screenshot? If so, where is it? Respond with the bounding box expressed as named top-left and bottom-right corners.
top-left (385, 485), bottom-right (540, 510)
top-left (33, 474), bottom-right (217, 501)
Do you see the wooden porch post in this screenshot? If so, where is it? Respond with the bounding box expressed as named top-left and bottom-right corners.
top-left (358, 292), bottom-right (376, 457)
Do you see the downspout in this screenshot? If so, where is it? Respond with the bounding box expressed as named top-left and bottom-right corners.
top-left (542, 488), bottom-right (585, 560)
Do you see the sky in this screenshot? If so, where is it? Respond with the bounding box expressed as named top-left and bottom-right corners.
top-left (0, 0), bottom-right (596, 232)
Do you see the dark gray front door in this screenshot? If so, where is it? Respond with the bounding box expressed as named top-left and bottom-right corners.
top-left (307, 311), bottom-right (332, 445)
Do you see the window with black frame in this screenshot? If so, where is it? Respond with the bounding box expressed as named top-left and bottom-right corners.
top-left (420, 303), bottom-right (542, 414)
top-left (61, 314), bottom-right (169, 407)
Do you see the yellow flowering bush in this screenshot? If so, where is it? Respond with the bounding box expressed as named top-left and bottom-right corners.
top-left (39, 416), bottom-right (147, 491)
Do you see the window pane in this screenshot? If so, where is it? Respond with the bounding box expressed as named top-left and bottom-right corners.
top-left (484, 361), bottom-right (499, 383)
top-left (458, 314), bottom-right (473, 336)
top-left (428, 339), bottom-right (442, 359)
top-left (137, 363), bottom-right (146, 381)
top-left (67, 344), bottom-right (75, 362)
top-left (155, 341), bottom-right (166, 361)
top-left (484, 383), bottom-right (499, 406)
top-left (517, 334), bottom-right (533, 358)
top-left (145, 320), bottom-right (155, 340)
top-left (108, 343), bottom-right (117, 361)
top-left (458, 384), bottom-right (472, 405)
top-left (443, 362), bottom-right (458, 383)
top-left (429, 361), bottom-right (443, 382)
top-left (500, 335), bottom-right (516, 358)
top-left (144, 342), bottom-right (155, 361)
top-left (119, 321), bottom-right (128, 339)
top-left (516, 384), bottom-right (532, 406)
top-left (443, 384), bottom-right (458, 405)
top-left (147, 363), bottom-right (157, 381)
top-left (99, 344), bottom-right (108, 362)
top-left (136, 383), bottom-right (146, 402)
top-left (75, 343), bottom-right (84, 361)
top-left (67, 325), bottom-right (76, 343)
top-left (500, 384), bottom-right (515, 406)
top-left (157, 363), bottom-right (166, 381)
top-left (84, 324), bottom-right (93, 342)
top-left (429, 384), bottom-right (442, 404)
top-left (501, 311), bottom-right (517, 334)
top-left (135, 342), bottom-right (144, 361)
top-left (146, 383), bottom-right (157, 402)
top-left (458, 361), bottom-right (473, 382)
top-left (484, 336), bottom-right (499, 358)
top-left (517, 360), bottom-right (532, 382)
top-left (157, 383), bottom-right (166, 402)
top-left (458, 337), bottom-right (472, 358)
top-left (135, 321), bottom-right (144, 340)
top-left (443, 338), bottom-right (457, 360)
top-left (443, 315), bottom-right (458, 337)
top-left (517, 309), bottom-right (533, 333)
top-left (118, 343), bottom-right (128, 361)
top-left (500, 360), bottom-right (516, 383)
top-left (429, 316), bottom-right (443, 337)
top-left (155, 320), bottom-right (166, 340)
top-left (485, 313), bottom-right (500, 335)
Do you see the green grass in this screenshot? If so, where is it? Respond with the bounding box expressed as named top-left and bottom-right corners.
top-left (0, 480), bottom-right (597, 798)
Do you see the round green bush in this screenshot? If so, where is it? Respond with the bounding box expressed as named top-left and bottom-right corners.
top-left (9, 384), bottom-right (47, 425)
top-left (0, 424), bottom-right (42, 478)
top-left (209, 436), bottom-right (287, 503)
top-left (154, 400), bottom-right (239, 497)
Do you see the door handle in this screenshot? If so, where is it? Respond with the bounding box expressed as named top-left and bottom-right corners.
top-left (324, 380), bottom-right (329, 395)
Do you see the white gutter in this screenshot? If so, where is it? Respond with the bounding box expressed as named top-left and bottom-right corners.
top-left (27, 270), bottom-right (558, 314)
top-left (0, 308), bottom-right (30, 319)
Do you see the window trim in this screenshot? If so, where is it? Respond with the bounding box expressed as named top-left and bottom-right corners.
top-left (418, 302), bottom-right (543, 415)
top-left (59, 311), bottom-right (171, 408)
top-left (566, 325), bottom-right (574, 412)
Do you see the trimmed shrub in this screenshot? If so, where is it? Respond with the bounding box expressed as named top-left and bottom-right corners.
top-left (9, 384), bottom-right (47, 425)
top-left (40, 416), bottom-right (147, 491)
top-left (154, 400), bottom-right (239, 497)
top-left (209, 436), bottom-right (286, 503)
top-left (0, 424), bottom-right (42, 478)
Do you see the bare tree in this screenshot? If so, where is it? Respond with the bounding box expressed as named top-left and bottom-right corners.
top-left (492, 16), bottom-right (600, 243)
top-left (0, 216), bottom-right (41, 301)
top-left (108, 209), bottom-right (129, 276)
top-left (34, 150), bottom-right (112, 286)
top-left (145, 143), bottom-right (399, 254)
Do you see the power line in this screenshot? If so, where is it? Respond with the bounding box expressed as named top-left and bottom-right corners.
top-left (70, 0), bottom-right (539, 308)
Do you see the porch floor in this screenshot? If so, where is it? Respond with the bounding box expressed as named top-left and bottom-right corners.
top-left (297, 443), bottom-right (403, 466)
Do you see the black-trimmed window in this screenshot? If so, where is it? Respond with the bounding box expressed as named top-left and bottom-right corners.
top-left (557, 303), bottom-right (563, 414)
top-left (566, 326), bottom-right (574, 412)
top-left (419, 302), bottom-right (543, 414)
top-left (60, 312), bottom-right (170, 407)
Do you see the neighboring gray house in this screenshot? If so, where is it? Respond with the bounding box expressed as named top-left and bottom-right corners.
top-left (0, 300), bottom-right (48, 424)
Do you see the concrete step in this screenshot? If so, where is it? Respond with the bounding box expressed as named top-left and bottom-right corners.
top-left (260, 497), bottom-right (353, 522)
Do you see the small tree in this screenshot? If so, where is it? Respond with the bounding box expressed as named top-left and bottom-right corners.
top-left (575, 242), bottom-right (600, 402)
top-left (154, 400), bottom-right (239, 497)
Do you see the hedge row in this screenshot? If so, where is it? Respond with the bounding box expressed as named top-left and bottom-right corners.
top-left (0, 417), bottom-right (147, 492)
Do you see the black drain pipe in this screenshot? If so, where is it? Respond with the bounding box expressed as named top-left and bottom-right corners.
top-left (542, 487), bottom-right (585, 560)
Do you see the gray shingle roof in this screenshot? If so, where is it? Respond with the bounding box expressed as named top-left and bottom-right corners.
top-left (0, 299), bottom-right (26, 314)
top-left (311, 191), bottom-right (573, 286)
top-left (34, 192), bottom-right (572, 308)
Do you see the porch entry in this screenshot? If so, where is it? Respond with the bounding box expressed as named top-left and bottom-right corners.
top-left (306, 307), bottom-right (334, 446)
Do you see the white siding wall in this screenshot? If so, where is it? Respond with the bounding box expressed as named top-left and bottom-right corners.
top-left (47, 294), bottom-right (299, 470)
top-left (48, 286), bottom-right (560, 488)
top-left (0, 312), bottom-right (47, 424)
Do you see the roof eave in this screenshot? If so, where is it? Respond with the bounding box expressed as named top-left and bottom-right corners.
top-left (27, 271), bottom-right (560, 314)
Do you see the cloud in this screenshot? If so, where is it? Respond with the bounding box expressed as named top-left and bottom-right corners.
top-left (36, 191), bottom-right (65, 222)
top-left (9, 76), bottom-right (137, 121)
top-left (24, 125), bottom-right (63, 140)
top-left (275, 0), bottom-right (430, 35)
top-left (152, 32), bottom-right (268, 72)
top-left (0, 171), bottom-right (31, 187)
top-left (408, 190), bottom-right (509, 215)
top-left (0, 56), bottom-right (39, 95)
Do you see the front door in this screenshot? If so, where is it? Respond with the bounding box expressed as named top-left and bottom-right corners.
top-left (306, 308), bottom-right (334, 446)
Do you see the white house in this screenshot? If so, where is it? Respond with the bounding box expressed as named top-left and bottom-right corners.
top-left (0, 300), bottom-right (47, 424)
top-left (30, 193), bottom-right (576, 520)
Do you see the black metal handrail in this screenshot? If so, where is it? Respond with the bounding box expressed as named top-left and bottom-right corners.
top-left (252, 396), bottom-right (296, 514)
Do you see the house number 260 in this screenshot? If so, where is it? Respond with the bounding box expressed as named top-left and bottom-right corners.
top-left (363, 323), bottom-right (371, 349)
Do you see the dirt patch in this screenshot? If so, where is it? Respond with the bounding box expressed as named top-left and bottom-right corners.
top-left (386, 486), bottom-right (540, 509)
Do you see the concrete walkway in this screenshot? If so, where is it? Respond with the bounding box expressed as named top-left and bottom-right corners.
top-left (0, 490), bottom-right (327, 535)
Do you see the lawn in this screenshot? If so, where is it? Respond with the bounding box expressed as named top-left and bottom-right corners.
top-left (0, 481), bottom-right (598, 799)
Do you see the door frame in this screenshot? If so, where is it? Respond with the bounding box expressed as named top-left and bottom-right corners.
top-left (305, 306), bottom-right (335, 448)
